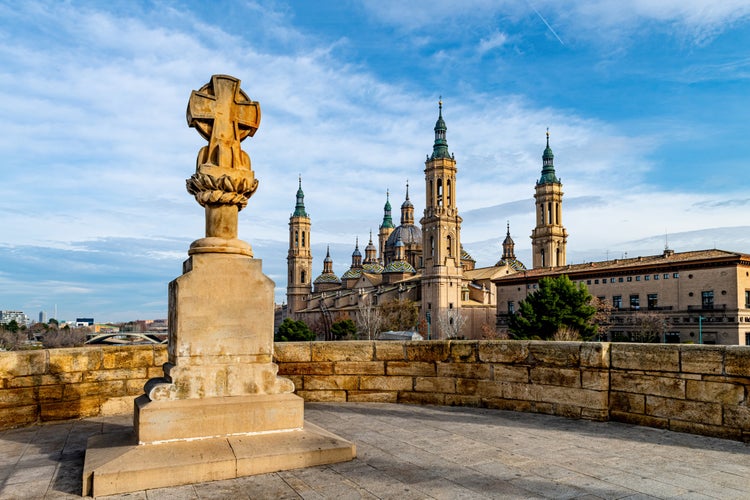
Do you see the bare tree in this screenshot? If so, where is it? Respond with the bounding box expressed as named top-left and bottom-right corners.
top-left (356, 294), bottom-right (382, 340)
top-left (591, 297), bottom-right (614, 341)
top-left (552, 325), bottom-right (582, 341)
top-left (629, 312), bottom-right (669, 343)
top-left (436, 308), bottom-right (467, 339)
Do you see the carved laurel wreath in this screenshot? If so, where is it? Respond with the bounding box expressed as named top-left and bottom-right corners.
top-left (186, 172), bottom-right (259, 210)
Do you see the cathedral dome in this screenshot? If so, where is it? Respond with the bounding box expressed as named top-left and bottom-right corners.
top-left (362, 262), bottom-right (385, 274)
top-left (314, 272), bottom-right (341, 284)
top-left (341, 268), bottom-right (363, 280)
top-left (385, 224), bottom-right (422, 248)
top-left (384, 260), bottom-right (416, 274)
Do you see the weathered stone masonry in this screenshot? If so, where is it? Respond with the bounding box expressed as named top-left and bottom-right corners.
top-left (1, 341), bottom-right (749, 441)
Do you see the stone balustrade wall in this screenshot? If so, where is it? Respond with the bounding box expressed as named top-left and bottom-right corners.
top-left (1, 341), bottom-right (748, 441)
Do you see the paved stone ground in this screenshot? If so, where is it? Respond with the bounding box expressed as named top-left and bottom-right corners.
top-left (1, 402), bottom-right (749, 499)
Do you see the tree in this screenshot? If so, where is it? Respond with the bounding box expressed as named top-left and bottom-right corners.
top-left (591, 297), bottom-right (614, 341)
top-left (5, 320), bottom-right (19, 333)
top-left (508, 275), bottom-right (597, 340)
top-left (275, 318), bottom-right (315, 342)
top-left (356, 294), bottom-right (382, 340)
top-left (437, 308), bottom-right (467, 339)
top-left (331, 319), bottom-right (357, 340)
top-left (629, 312), bottom-right (668, 343)
top-left (42, 327), bottom-right (87, 348)
top-left (380, 299), bottom-right (418, 331)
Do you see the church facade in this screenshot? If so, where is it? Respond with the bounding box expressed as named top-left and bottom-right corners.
top-left (286, 102), bottom-right (525, 339)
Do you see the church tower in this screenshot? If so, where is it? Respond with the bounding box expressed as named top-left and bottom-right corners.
top-left (420, 100), bottom-right (463, 336)
top-left (378, 190), bottom-right (395, 264)
top-left (531, 130), bottom-right (567, 268)
top-left (287, 176), bottom-right (312, 315)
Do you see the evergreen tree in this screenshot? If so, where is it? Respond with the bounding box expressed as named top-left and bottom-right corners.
top-left (275, 318), bottom-right (315, 342)
top-left (330, 318), bottom-right (357, 340)
top-left (508, 275), bottom-right (597, 340)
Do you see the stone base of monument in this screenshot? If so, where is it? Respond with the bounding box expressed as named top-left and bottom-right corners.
top-left (83, 415), bottom-right (355, 497)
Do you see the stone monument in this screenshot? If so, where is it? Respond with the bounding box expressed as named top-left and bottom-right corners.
top-left (83, 74), bottom-right (355, 497)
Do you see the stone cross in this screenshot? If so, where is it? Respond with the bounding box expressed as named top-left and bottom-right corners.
top-left (185, 75), bottom-right (261, 254)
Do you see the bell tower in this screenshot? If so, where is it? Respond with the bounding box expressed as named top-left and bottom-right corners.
top-left (287, 176), bottom-right (312, 315)
top-left (531, 130), bottom-right (567, 268)
top-left (378, 190), bottom-right (395, 264)
top-left (420, 100), bottom-right (463, 338)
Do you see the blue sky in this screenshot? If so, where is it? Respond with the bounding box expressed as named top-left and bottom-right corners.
top-left (1, 1), bottom-right (750, 322)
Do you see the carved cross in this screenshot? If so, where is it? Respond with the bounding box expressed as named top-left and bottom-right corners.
top-left (187, 74), bottom-right (260, 170)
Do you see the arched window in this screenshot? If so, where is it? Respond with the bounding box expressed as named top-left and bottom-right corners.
top-left (447, 235), bottom-right (452, 258)
top-left (540, 248), bottom-right (546, 267)
top-left (539, 204), bottom-right (544, 225)
top-left (294, 230), bottom-right (299, 247)
top-left (547, 202), bottom-right (552, 224)
top-left (438, 179), bottom-right (444, 206)
top-left (430, 236), bottom-right (435, 257)
top-left (447, 179), bottom-right (452, 206)
top-left (301, 231), bottom-right (306, 247)
top-left (556, 203), bottom-right (560, 225)
top-left (556, 248), bottom-right (561, 267)
top-left (429, 180), bottom-right (433, 205)
top-left (301, 270), bottom-right (306, 284)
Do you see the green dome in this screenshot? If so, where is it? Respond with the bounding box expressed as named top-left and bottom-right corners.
top-left (384, 260), bottom-right (416, 274)
top-left (430, 99), bottom-right (451, 160)
top-left (538, 130), bottom-right (560, 185)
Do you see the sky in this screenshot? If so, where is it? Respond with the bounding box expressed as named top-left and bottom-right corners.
top-left (1, 0), bottom-right (750, 322)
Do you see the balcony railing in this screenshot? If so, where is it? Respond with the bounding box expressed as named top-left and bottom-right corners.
top-left (687, 304), bottom-right (726, 311)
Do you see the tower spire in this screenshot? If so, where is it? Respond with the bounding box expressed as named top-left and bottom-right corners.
top-left (293, 174), bottom-right (308, 217)
top-left (539, 129), bottom-right (559, 184)
top-left (431, 98), bottom-right (450, 160)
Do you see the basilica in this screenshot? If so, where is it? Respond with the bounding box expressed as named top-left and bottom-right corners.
top-left (286, 102), bottom-right (566, 339)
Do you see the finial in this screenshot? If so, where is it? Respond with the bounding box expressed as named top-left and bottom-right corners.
top-left (386, 188), bottom-right (390, 200)
top-left (546, 128), bottom-right (550, 146)
top-left (355, 236), bottom-right (359, 249)
top-left (326, 245), bottom-right (330, 257)
top-left (298, 174), bottom-right (302, 187)
top-left (438, 96), bottom-right (443, 114)
top-left (405, 180), bottom-right (410, 200)
top-left (369, 229), bottom-right (373, 242)
top-left (506, 220), bottom-right (510, 235)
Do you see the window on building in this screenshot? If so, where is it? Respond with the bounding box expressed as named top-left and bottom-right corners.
top-left (636, 276), bottom-right (641, 281)
top-left (302, 231), bottom-right (306, 247)
top-left (437, 179), bottom-right (444, 206)
top-left (644, 275), bottom-right (650, 281)
top-left (673, 273), bottom-right (679, 278)
top-left (508, 301), bottom-right (515, 314)
top-left (627, 276), bottom-right (632, 282)
top-left (613, 295), bottom-right (622, 309)
top-left (619, 277), bottom-right (624, 282)
top-left (587, 280), bottom-right (591, 285)
top-left (540, 249), bottom-right (545, 267)
top-left (702, 290), bottom-right (714, 309)
top-left (611, 278), bottom-right (616, 283)
top-left (301, 270), bottom-right (306, 284)
top-left (594, 279), bottom-right (599, 284)
top-left (664, 274), bottom-right (669, 279)
top-left (447, 179), bottom-right (452, 206)
top-left (647, 294), bottom-right (658, 310)
top-left (745, 290), bottom-right (750, 308)
top-left (630, 294), bottom-right (640, 309)
top-left (294, 230), bottom-right (299, 247)
top-left (653, 274), bottom-right (659, 280)
top-left (447, 235), bottom-right (452, 258)
top-left (449, 302), bottom-right (453, 309)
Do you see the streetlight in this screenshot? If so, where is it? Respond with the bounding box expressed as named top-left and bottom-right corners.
top-left (426, 311), bottom-right (431, 340)
top-left (698, 316), bottom-right (704, 344)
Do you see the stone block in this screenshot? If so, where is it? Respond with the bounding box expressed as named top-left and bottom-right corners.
top-left (154, 345), bottom-right (168, 366)
top-left (474, 380), bottom-right (504, 399)
top-left (725, 346), bottom-right (750, 376)
top-left (537, 386), bottom-right (607, 409)
top-left (0, 350), bottom-right (48, 377)
top-left (611, 372), bottom-right (685, 398)
top-left (386, 361), bottom-right (435, 377)
top-left (334, 361), bottom-right (384, 375)
top-left (0, 404), bottom-right (37, 429)
top-left (581, 407), bottom-right (608, 421)
top-left (101, 396), bottom-right (136, 416)
top-left (610, 391), bottom-right (645, 414)
top-left (42, 396), bottom-right (102, 421)
top-left (502, 382), bottom-right (541, 401)
top-left (436, 362), bottom-right (490, 380)
top-left (668, 419), bottom-right (740, 441)
top-left (0, 387), bottom-right (36, 408)
top-left (680, 346), bottom-right (724, 374)
top-left (449, 341), bottom-right (478, 362)
top-left (286, 375), bottom-right (303, 390)
top-left (273, 342), bottom-right (312, 363)
top-left (125, 378), bottom-right (149, 395)
top-left (347, 391), bottom-right (397, 403)
top-left (374, 342), bottom-right (405, 361)
top-left (359, 375), bottom-right (413, 391)
top-left (49, 347), bottom-right (104, 374)
top-left (483, 398), bottom-right (532, 412)
top-left (405, 341), bottom-right (450, 362)
top-left (686, 380), bottom-right (744, 405)
top-left (135, 393), bottom-right (304, 444)
top-left (102, 346), bottom-right (154, 370)
top-left (611, 344), bottom-right (679, 372)
top-left (456, 378), bottom-right (479, 395)
top-left (414, 376), bottom-right (455, 394)
top-left (312, 342), bottom-right (373, 362)
top-left (646, 396), bottom-right (722, 426)
top-left (530, 367), bottom-right (580, 387)
top-left (84, 368), bottom-right (148, 383)
top-left (8, 371), bottom-right (82, 387)
top-left (554, 404), bottom-right (583, 419)
top-left (232, 422), bottom-right (355, 476)
top-left (492, 364), bottom-right (529, 383)
top-left (529, 342), bottom-right (580, 367)
top-left (580, 342), bottom-right (610, 368)
top-left (295, 390), bottom-right (346, 402)
top-left (38, 385), bottom-right (64, 402)
top-left (147, 366), bottom-right (165, 378)
top-left (478, 341), bottom-right (528, 363)
top-left (399, 391), bottom-right (445, 406)
top-left (66, 381), bottom-right (126, 400)
top-left (723, 405), bottom-right (750, 428)
top-left (581, 370), bottom-right (609, 390)
top-left (610, 410), bottom-right (668, 429)
top-left (445, 394), bottom-right (480, 407)
top-left (278, 362), bottom-right (334, 375)
top-left (303, 375), bottom-right (359, 391)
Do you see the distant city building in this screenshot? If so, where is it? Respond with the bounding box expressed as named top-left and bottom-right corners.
top-left (39, 311), bottom-right (47, 323)
top-left (0, 310), bottom-right (30, 326)
top-left (75, 317), bottom-right (95, 327)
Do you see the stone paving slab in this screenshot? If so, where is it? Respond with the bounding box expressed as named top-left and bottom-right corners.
top-left (0, 402), bottom-right (749, 499)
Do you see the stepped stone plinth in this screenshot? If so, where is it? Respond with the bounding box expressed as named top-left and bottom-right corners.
top-left (83, 74), bottom-right (354, 497)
